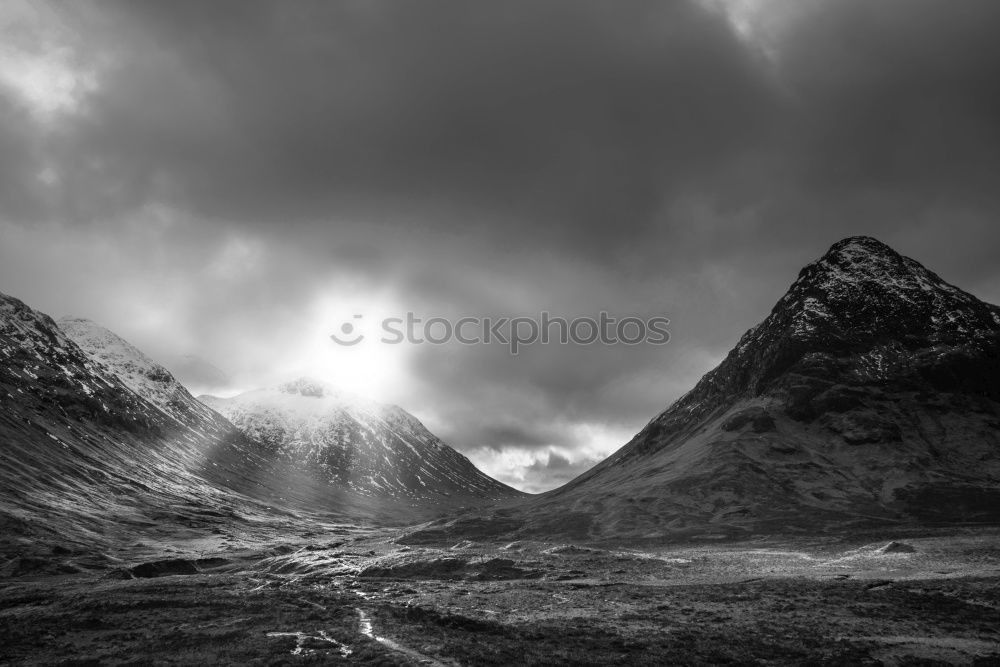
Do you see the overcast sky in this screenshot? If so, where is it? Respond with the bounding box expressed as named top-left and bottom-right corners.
top-left (2, 0), bottom-right (999, 492)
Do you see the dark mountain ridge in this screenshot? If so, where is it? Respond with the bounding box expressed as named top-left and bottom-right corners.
top-left (583, 236), bottom-right (1000, 476)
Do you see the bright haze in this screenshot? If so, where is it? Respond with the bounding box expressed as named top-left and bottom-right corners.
top-left (2, 0), bottom-right (999, 492)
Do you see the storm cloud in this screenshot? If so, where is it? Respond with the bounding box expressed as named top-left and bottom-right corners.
top-left (2, 0), bottom-right (999, 490)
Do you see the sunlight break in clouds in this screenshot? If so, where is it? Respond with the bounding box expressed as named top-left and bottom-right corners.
top-left (292, 291), bottom-right (414, 402)
top-left (468, 420), bottom-right (633, 493)
top-left (0, 1), bottom-right (101, 120)
top-left (697, 0), bottom-right (812, 61)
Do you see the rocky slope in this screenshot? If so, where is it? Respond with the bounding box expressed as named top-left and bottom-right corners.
top-left (201, 379), bottom-right (522, 503)
top-left (408, 237), bottom-right (1000, 543)
top-left (58, 317), bottom-right (228, 429)
top-left (0, 292), bottom-right (269, 554)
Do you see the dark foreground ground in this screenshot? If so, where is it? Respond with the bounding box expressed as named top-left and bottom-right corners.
top-left (2, 527), bottom-right (1000, 665)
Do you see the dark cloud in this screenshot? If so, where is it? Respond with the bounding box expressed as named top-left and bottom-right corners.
top-left (16, 1), bottom-right (779, 248)
top-left (778, 0), bottom-right (1000, 200)
top-left (2, 0), bottom-right (1000, 491)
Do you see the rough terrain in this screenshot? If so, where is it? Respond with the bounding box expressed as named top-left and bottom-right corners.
top-left (2, 527), bottom-right (999, 665)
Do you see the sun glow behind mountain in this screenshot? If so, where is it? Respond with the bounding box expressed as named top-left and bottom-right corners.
top-left (277, 292), bottom-right (414, 402)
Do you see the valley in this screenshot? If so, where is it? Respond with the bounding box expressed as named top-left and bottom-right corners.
top-left (3, 527), bottom-right (999, 665)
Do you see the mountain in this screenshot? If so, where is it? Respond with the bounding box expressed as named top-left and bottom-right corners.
top-left (201, 378), bottom-right (522, 503)
top-left (58, 318), bottom-right (227, 429)
top-left (0, 294), bottom-right (477, 559)
top-left (0, 292), bottom-right (280, 555)
top-left (408, 237), bottom-right (1000, 543)
top-left (56, 320), bottom-right (518, 505)
top-left (53, 318), bottom-right (515, 518)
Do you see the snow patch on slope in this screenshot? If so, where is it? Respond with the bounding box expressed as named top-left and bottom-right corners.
top-left (57, 317), bottom-right (218, 426)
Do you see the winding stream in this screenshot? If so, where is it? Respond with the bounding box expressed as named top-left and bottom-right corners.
top-left (356, 607), bottom-right (449, 666)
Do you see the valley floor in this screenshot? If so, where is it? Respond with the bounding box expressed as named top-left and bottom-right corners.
top-left (2, 528), bottom-right (1000, 665)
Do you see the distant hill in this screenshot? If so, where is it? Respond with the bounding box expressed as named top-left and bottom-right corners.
top-left (202, 378), bottom-right (522, 502)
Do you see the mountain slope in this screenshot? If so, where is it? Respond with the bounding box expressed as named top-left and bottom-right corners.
top-left (409, 237), bottom-right (1000, 543)
top-left (0, 292), bottom-right (272, 554)
top-left (58, 317), bottom-right (228, 429)
top-left (201, 378), bottom-right (522, 502)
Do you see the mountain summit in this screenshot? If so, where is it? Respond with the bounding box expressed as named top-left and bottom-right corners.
top-left (752, 235), bottom-right (1000, 365)
top-left (201, 379), bottom-right (522, 503)
top-left (412, 237), bottom-right (1000, 543)
top-left (602, 236), bottom-right (1000, 467)
top-left (57, 317), bottom-right (222, 428)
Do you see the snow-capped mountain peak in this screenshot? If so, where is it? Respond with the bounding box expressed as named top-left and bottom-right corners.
top-left (201, 379), bottom-right (520, 501)
top-left (0, 294), bottom-right (129, 410)
top-left (274, 377), bottom-right (381, 411)
top-left (278, 377), bottom-right (329, 397)
top-left (774, 236), bottom-right (995, 342)
top-left (57, 317), bottom-right (219, 426)
top-left (1, 295), bottom-right (76, 351)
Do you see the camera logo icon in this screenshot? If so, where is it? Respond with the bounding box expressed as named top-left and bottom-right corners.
top-left (330, 314), bottom-right (364, 346)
